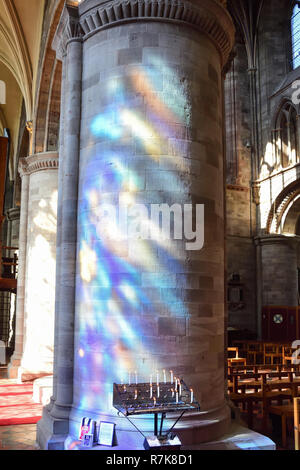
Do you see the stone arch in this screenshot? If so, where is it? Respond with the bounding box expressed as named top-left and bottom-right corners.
top-left (270, 99), bottom-right (299, 171)
top-left (0, 0), bottom-right (33, 120)
top-left (271, 97), bottom-right (300, 129)
top-left (266, 178), bottom-right (300, 234)
top-left (33, 0), bottom-right (64, 154)
top-left (282, 193), bottom-right (300, 235)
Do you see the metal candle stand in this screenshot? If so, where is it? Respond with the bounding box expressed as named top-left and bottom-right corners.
top-left (113, 380), bottom-right (200, 449)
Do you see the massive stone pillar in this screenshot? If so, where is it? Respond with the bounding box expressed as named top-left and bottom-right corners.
top-left (258, 235), bottom-right (299, 307)
top-left (37, 5), bottom-right (82, 449)
top-left (9, 153), bottom-right (58, 381)
top-left (37, 0), bottom-right (234, 450)
top-left (8, 164), bottom-right (30, 378)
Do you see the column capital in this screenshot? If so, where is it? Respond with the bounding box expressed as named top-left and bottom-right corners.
top-left (6, 207), bottom-right (20, 222)
top-left (254, 234), bottom-right (300, 248)
top-left (52, 4), bottom-right (84, 61)
top-left (78, 0), bottom-right (235, 67)
top-left (18, 152), bottom-right (59, 178)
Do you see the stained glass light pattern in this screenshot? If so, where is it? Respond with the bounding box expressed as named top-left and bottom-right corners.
top-left (75, 53), bottom-right (192, 414)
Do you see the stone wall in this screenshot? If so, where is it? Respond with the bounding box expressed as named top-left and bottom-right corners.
top-left (260, 236), bottom-right (299, 306)
top-left (225, 0), bottom-right (300, 335)
top-left (224, 37), bottom-right (256, 333)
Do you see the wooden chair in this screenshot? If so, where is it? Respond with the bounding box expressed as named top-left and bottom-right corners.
top-left (294, 397), bottom-right (300, 450)
top-left (228, 372), bottom-right (299, 432)
top-left (264, 343), bottom-right (283, 365)
top-left (283, 345), bottom-right (296, 365)
top-left (267, 393), bottom-right (300, 448)
top-left (247, 341), bottom-right (264, 365)
top-left (227, 347), bottom-right (247, 367)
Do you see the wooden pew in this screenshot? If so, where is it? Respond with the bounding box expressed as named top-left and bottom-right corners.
top-left (228, 366), bottom-right (300, 432)
top-left (227, 347), bottom-right (247, 367)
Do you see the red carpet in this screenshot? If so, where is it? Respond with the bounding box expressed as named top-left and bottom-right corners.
top-left (0, 382), bottom-right (43, 425)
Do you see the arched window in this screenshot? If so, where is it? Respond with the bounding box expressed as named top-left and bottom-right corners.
top-left (280, 112), bottom-right (289, 168)
top-left (290, 107), bottom-right (298, 162)
top-left (292, 2), bottom-right (300, 69)
top-left (273, 103), bottom-right (299, 169)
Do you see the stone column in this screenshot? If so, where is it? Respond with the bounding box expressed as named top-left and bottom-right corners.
top-left (4, 208), bottom-right (21, 349)
top-left (51, 24), bottom-right (82, 420)
top-left (8, 162), bottom-right (29, 378)
top-left (37, 0), bottom-right (235, 450)
top-left (73, 0), bottom-right (234, 448)
top-left (37, 4), bottom-right (82, 450)
top-left (47, 53), bottom-right (67, 414)
top-left (258, 235), bottom-right (299, 306)
top-left (16, 153), bottom-right (58, 382)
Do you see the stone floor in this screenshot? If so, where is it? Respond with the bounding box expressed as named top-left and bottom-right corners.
top-left (0, 404), bottom-right (293, 450)
top-left (0, 424), bottom-right (38, 450)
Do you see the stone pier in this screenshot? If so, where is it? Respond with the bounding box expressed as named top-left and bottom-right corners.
top-left (9, 153), bottom-right (58, 381)
top-left (37, 0), bottom-right (235, 450)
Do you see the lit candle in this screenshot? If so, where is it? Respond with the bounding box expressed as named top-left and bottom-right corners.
top-left (134, 389), bottom-right (138, 400)
top-left (150, 375), bottom-right (152, 386)
top-left (156, 370), bottom-right (159, 386)
top-left (150, 385), bottom-right (153, 398)
top-left (128, 372), bottom-right (131, 385)
top-left (176, 391), bottom-right (178, 403)
top-left (123, 385), bottom-right (127, 392)
top-left (178, 380), bottom-right (182, 396)
top-left (171, 388), bottom-right (174, 398)
top-left (153, 397), bottom-right (156, 407)
top-left (170, 370), bottom-right (174, 384)
top-left (190, 389), bottom-right (193, 403)
top-left (135, 371), bottom-right (138, 385)
top-left (157, 385), bottom-right (160, 398)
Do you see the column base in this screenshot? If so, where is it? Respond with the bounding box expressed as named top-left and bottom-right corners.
top-left (62, 402), bottom-right (230, 450)
top-left (36, 407), bottom-right (70, 450)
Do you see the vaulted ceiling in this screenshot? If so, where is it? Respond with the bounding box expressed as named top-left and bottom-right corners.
top-left (0, 0), bottom-right (45, 120)
top-left (0, 0), bottom-right (45, 171)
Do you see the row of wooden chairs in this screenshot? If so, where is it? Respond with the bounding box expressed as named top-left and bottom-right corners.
top-left (227, 363), bottom-right (300, 448)
top-left (230, 341), bottom-right (295, 365)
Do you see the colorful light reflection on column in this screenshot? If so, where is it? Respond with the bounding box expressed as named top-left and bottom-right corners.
top-left (75, 53), bottom-right (193, 413)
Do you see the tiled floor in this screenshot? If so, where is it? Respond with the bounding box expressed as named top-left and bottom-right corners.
top-left (0, 424), bottom-right (38, 450)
